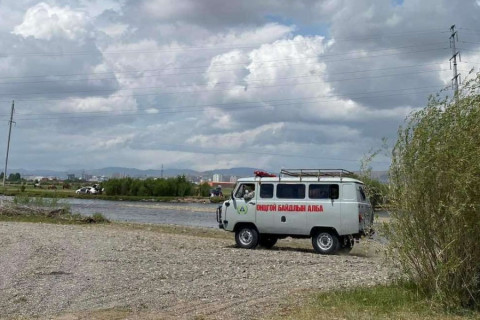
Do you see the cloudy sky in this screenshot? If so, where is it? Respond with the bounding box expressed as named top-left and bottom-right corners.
top-left (0, 0), bottom-right (479, 173)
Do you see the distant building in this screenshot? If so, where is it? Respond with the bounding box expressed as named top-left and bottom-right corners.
top-left (207, 181), bottom-right (235, 188)
top-left (212, 174), bottom-right (223, 182)
top-left (229, 175), bottom-right (238, 183)
top-left (67, 174), bottom-right (76, 181)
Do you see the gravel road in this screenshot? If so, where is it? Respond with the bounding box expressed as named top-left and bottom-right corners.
top-left (0, 222), bottom-right (393, 319)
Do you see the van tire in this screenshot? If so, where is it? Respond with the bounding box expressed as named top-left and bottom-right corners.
top-left (312, 231), bottom-right (340, 255)
top-left (259, 236), bottom-right (277, 249)
top-left (340, 236), bottom-right (354, 253)
top-left (235, 226), bottom-right (259, 249)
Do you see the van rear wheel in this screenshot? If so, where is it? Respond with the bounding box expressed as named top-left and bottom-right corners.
top-left (235, 226), bottom-right (259, 249)
top-left (259, 236), bottom-right (277, 249)
top-left (339, 236), bottom-right (354, 253)
top-left (312, 231), bottom-right (340, 255)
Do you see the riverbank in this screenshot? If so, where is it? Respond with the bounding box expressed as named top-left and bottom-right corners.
top-left (0, 221), bottom-right (391, 320)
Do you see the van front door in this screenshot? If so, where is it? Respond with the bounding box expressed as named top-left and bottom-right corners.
top-left (254, 183), bottom-right (276, 233)
top-left (232, 183), bottom-right (257, 225)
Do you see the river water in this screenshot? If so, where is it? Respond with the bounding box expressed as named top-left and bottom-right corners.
top-left (1, 196), bottom-right (220, 228)
top-left (1, 196), bottom-right (389, 230)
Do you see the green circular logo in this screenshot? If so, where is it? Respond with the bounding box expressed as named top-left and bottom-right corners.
top-left (237, 204), bottom-right (248, 215)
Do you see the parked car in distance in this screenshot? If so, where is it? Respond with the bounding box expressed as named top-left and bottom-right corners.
top-left (75, 186), bottom-right (98, 194)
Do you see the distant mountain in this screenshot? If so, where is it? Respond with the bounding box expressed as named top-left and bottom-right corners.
top-left (7, 168), bottom-right (68, 178)
top-left (9, 167), bottom-right (251, 179)
top-left (8, 167), bottom-right (388, 182)
top-left (84, 167), bottom-right (197, 177)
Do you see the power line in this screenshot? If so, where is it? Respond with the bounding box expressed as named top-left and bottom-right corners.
top-left (138, 142), bottom-right (392, 164)
top-left (0, 63), bottom-right (454, 87)
top-left (450, 25), bottom-right (461, 99)
top-left (0, 58), bottom-right (453, 83)
top-left (0, 43), bottom-right (448, 83)
top-left (0, 67), bottom-right (454, 97)
top-left (3, 101), bottom-right (15, 187)
top-left (457, 48), bottom-right (480, 53)
top-left (0, 83), bottom-right (446, 117)
top-left (0, 62), bottom-right (451, 87)
top-left (0, 78), bottom-right (451, 105)
top-left (11, 86), bottom-right (449, 121)
top-left (460, 40), bottom-right (480, 45)
top-left (0, 32), bottom-right (448, 57)
top-left (0, 69), bottom-right (453, 99)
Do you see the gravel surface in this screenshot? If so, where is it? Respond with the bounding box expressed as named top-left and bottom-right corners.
top-left (0, 222), bottom-right (393, 319)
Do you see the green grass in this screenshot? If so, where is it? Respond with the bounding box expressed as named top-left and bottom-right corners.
top-left (0, 195), bottom-right (110, 225)
top-left (271, 283), bottom-right (480, 320)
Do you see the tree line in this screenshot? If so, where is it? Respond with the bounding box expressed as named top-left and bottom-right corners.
top-left (102, 176), bottom-right (211, 197)
top-left (0, 172), bottom-right (22, 182)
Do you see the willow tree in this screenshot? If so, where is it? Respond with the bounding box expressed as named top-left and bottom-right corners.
top-left (386, 72), bottom-right (480, 310)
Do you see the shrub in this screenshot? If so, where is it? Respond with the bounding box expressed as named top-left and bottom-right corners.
top-left (385, 73), bottom-right (480, 310)
top-left (89, 213), bottom-right (109, 223)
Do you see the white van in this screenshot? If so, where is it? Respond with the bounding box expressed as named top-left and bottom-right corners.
top-left (216, 169), bottom-right (374, 254)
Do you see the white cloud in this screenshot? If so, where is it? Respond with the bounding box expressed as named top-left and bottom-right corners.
top-left (13, 2), bottom-right (91, 41)
top-left (54, 95), bottom-right (137, 113)
top-left (145, 108), bottom-right (159, 114)
top-left (97, 23), bottom-right (128, 38)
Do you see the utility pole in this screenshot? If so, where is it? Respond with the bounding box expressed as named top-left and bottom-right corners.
top-left (3, 100), bottom-right (15, 187)
top-left (161, 164), bottom-right (164, 178)
top-left (450, 25), bottom-right (460, 101)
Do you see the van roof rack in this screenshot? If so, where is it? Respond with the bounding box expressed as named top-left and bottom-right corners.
top-left (279, 169), bottom-right (355, 181)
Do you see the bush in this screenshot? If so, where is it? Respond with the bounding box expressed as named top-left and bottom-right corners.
top-left (197, 182), bottom-right (212, 197)
top-left (385, 73), bottom-right (480, 310)
top-left (88, 213), bottom-right (109, 223)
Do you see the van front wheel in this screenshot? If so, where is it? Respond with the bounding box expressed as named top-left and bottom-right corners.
top-left (312, 231), bottom-right (340, 254)
top-left (235, 226), bottom-right (259, 249)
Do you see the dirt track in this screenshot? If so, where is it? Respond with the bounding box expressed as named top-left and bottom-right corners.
top-left (0, 222), bottom-right (392, 319)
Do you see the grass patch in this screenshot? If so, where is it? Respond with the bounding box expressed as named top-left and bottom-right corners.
top-left (0, 196), bottom-right (110, 225)
top-left (271, 283), bottom-right (480, 320)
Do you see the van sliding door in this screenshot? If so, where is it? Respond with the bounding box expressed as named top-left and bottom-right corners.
top-left (273, 183), bottom-right (308, 235)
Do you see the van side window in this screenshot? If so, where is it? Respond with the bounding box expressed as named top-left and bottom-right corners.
top-left (276, 184), bottom-right (305, 199)
top-left (358, 185), bottom-right (366, 201)
top-left (260, 184), bottom-right (274, 198)
top-left (309, 184), bottom-right (339, 199)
